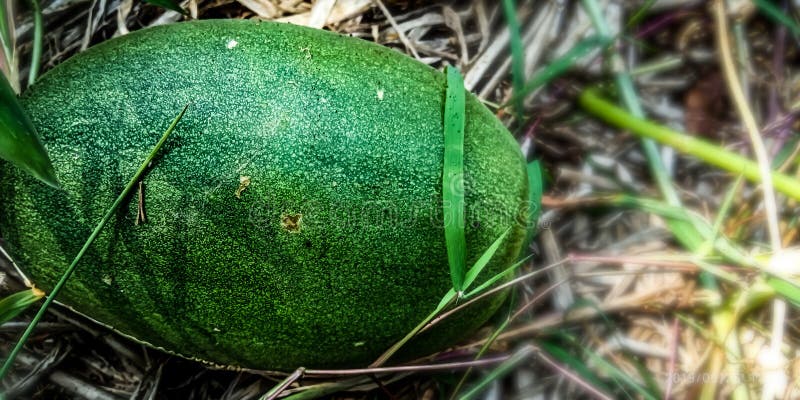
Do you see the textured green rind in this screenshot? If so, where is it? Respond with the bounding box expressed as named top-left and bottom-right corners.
top-left (0, 19), bottom-right (529, 370)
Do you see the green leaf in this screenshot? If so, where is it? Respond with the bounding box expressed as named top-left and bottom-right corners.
top-left (464, 255), bottom-right (528, 299)
top-left (143, 0), bottom-right (187, 15)
top-left (443, 66), bottom-right (467, 293)
top-left (0, 104), bottom-right (188, 381)
top-left (0, 289), bottom-right (44, 325)
top-left (0, 72), bottom-right (59, 188)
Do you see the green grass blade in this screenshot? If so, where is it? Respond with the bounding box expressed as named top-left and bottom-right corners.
top-left (443, 66), bottom-right (467, 293)
top-left (753, 0), bottom-right (800, 38)
top-left (580, 88), bottom-right (800, 201)
top-left (371, 226), bottom-right (517, 367)
top-left (0, 104), bottom-right (188, 382)
top-left (505, 36), bottom-right (611, 109)
top-left (0, 289), bottom-right (43, 325)
top-left (462, 227), bottom-right (511, 291)
top-left (457, 346), bottom-right (534, 400)
top-left (26, 0), bottom-right (42, 86)
top-left (0, 72), bottom-right (58, 188)
top-left (464, 255), bottom-right (527, 299)
top-left (522, 160), bottom-right (543, 250)
top-left (501, 0), bottom-right (525, 115)
top-left (143, 0), bottom-right (187, 14)
top-left (626, 0), bottom-right (658, 27)
top-left (369, 291), bottom-right (456, 367)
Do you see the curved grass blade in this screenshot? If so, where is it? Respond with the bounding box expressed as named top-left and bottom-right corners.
top-left (143, 0), bottom-right (187, 15)
top-left (753, 0), bottom-right (800, 39)
top-left (0, 288), bottom-right (43, 325)
top-left (443, 66), bottom-right (466, 294)
top-left (462, 227), bottom-right (511, 291)
top-left (0, 72), bottom-right (58, 188)
top-left (0, 104), bottom-right (188, 383)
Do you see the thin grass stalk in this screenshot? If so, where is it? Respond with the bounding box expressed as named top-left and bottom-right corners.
top-left (260, 367), bottom-right (305, 400)
top-left (27, 0), bottom-right (42, 86)
top-left (501, 0), bottom-right (525, 115)
top-left (0, 104), bottom-right (188, 382)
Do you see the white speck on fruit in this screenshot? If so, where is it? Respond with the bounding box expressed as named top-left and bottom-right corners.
top-left (377, 89), bottom-right (384, 100)
top-left (226, 39), bottom-right (238, 49)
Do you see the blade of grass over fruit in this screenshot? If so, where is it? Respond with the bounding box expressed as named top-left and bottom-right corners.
top-left (522, 160), bottom-right (543, 250)
top-left (462, 227), bottom-right (510, 290)
top-left (501, 0), bottom-right (525, 115)
top-left (443, 66), bottom-right (467, 294)
top-left (369, 291), bottom-right (456, 368)
top-left (26, 0), bottom-right (42, 86)
top-left (0, 72), bottom-right (58, 188)
top-left (371, 228), bottom-right (514, 367)
top-left (143, 0), bottom-right (187, 14)
top-left (464, 255), bottom-right (527, 299)
top-left (580, 88), bottom-right (800, 202)
top-left (0, 289), bottom-right (43, 325)
top-left (753, 0), bottom-right (800, 38)
top-left (457, 345), bottom-right (534, 400)
top-left (0, 104), bottom-right (188, 382)
top-left (504, 36), bottom-right (611, 110)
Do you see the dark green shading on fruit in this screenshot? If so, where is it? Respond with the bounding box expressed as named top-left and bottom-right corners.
top-left (0, 20), bottom-right (530, 370)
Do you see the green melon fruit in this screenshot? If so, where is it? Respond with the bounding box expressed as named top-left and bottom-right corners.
top-left (0, 19), bottom-right (531, 370)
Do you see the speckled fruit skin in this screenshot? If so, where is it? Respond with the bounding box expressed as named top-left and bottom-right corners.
top-left (0, 19), bottom-right (529, 370)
